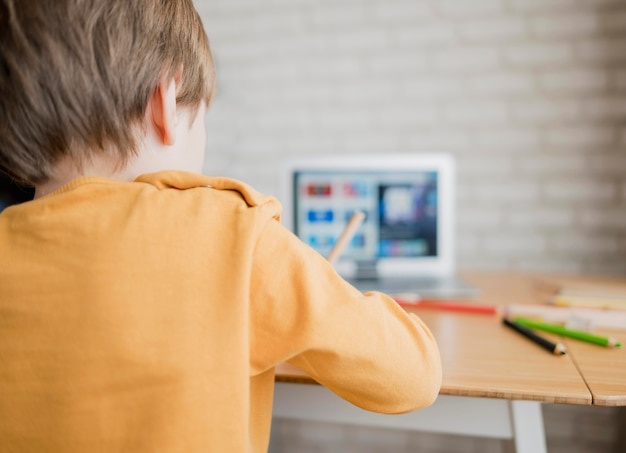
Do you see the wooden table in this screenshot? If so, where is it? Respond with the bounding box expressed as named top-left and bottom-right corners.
top-left (273, 272), bottom-right (626, 453)
top-left (564, 326), bottom-right (626, 406)
top-left (528, 274), bottom-right (626, 407)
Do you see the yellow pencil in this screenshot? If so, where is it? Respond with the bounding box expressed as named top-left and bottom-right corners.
top-left (327, 211), bottom-right (366, 264)
top-left (552, 294), bottom-right (626, 310)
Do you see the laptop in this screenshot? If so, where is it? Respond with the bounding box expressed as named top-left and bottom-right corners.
top-left (281, 153), bottom-right (476, 298)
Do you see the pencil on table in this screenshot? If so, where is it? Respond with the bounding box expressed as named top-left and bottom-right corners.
top-left (327, 211), bottom-right (366, 264)
top-left (503, 318), bottom-right (566, 356)
top-left (514, 317), bottom-right (622, 348)
top-left (394, 297), bottom-right (498, 315)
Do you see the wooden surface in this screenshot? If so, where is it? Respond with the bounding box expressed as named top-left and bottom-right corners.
top-left (409, 310), bottom-right (590, 404)
top-left (275, 272), bottom-right (626, 406)
top-left (516, 273), bottom-right (626, 406)
top-left (564, 327), bottom-right (626, 406)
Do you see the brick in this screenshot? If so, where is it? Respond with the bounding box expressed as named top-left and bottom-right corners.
top-left (583, 98), bottom-right (626, 120)
top-left (376, 107), bottom-right (439, 127)
top-left (578, 209), bottom-right (626, 230)
top-left (598, 8), bottom-right (626, 33)
top-left (458, 255), bottom-right (511, 270)
top-left (457, 155), bottom-right (513, 176)
top-left (475, 128), bottom-right (541, 148)
top-left (588, 154), bottom-right (626, 176)
top-left (507, 208), bottom-right (574, 229)
top-left (281, 136), bottom-right (338, 156)
top-left (459, 17), bottom-right (527, 41)
top-left (391, 24), bottom-right (457, 47)
top-left (620, 128), bottom-right (626, 145)
top-left (544, 181), bottom-right (616, 202)
top-left (505, 43), bottom-right (573, 67)
top-left (214, 40), bottom-right (270, 63)
top-left (327, 29), bottom-right (389, 53)
top-left (343, 134), bottom-right (402, 153)
top-left (456, 232), bottom-right (480, 254)
top-left (586, 259), bottom-right (626, 276)
top-left (365, 54), bottom-right (426, 75)
top-left (457, 208), bottom-right (503, 229)
top-left (402, 77), bottom-right (465, 99)
top-left (511, 99), bottom-right (581, 124)
top-left (468, 73), bottom-right (534, 96)
top-left (437, 0), bottom-right (506, 17)
top-left (368, 1), bottom-right (431, 24)
top-left (237, 88), bottom-right (282, 108)
top-left (304, 58), bottom-right (361, 79)
top-left (484, 234), bottom-right (546, 255)
top-left (545, 126), bottom-right (615, 147)
top-left (311, 5), bottom-right (367, 28)
top-left (433, 46), bottom-right (500, 72)
top-left (280, 34), bottom-right (325, 57)
top-left (530, 12), bottom-right (598, 37)
top-left (197, 0), bottom-right (260, 15)
top-left (406, 131), bottom-right (472, 149)
top-left (613, 69), bottom-right (626, 90)
top-left (539, 69), bottom-right (609, 94)
top-left (442, 101), bottom-right (508, 125)
top-left (317, 110), bottom-right (372, 129)
top-left (202, 15), bottom-right (252, 39)
top-left (517, 155), bottom-right (587, 175)
top-left (250, 10), bottom-right (308, 34)
top-left (331, 81), bottom-right (395, 104)
top-left (550, 234), bottom-right (620, 254)
top-left (242, 61), bottom-right (301, 81)
top-left (576, 37), bottom-right (626, 63)
top-left (509, 0), bottom-right (579, 13)
top-left (474, 182), bottom-right (540, 203)
top-left (277, 83), bottom-right (333, 105)
top-left (253, 110), bottom-right (314, 130)
top-left (514, 259), bottom-right (584, 274)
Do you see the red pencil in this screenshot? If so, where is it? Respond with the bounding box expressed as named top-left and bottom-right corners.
top-left (394, 297), bottom-right (497, 315)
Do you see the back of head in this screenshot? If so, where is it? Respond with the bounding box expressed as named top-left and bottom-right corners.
top-left (0, 0), bottom-right (216, 186)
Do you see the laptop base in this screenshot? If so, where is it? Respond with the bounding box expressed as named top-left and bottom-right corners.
top-left (347, 275), bottom-right (478, 298)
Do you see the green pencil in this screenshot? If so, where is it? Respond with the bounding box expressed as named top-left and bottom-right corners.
top-left (514, 317), bottom-right (622, 348)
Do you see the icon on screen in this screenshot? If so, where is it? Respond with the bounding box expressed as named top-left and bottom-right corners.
top-left (307, 209), bottom-right (334, 223)
top-left (343, 181), bottom-right (368, 198)
top-left (306, 184), bottom-right (332, 197)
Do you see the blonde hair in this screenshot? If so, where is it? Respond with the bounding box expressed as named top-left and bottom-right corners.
top-left (0, 0), bottom-right (216, 185)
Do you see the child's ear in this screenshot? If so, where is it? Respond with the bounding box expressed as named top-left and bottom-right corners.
top-left (150, 74), bottom-right (178, 146)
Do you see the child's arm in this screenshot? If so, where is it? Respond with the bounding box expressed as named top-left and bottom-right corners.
top-left (249, 218), bottom-right (442, 414)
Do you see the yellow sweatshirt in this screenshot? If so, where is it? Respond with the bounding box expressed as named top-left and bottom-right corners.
top-left (0, 171), bottom-right (441, 452)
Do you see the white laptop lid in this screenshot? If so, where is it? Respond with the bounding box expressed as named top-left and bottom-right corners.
top-left (281, 153), bottom-right (456, 279)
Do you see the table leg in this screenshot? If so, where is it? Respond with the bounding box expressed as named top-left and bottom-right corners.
top-left (509, 400), bottom-right (547, 453)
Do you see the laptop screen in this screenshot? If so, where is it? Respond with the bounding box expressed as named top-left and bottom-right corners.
top-left (282, 154), bottom-right (455, 278)
top-left (294, 170), bottom-right (438, 260)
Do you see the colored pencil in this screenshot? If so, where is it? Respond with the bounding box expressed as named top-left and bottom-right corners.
top-left (514, 317), bottom-right (622, 348)
top-left (394, 297), bottom-right (497, 315)
top-left (503, 318), bottom-right (566, 355)
top-left (552, 294), bottom-right (626, 310)
top-left (326, 211), bottom-right (366, 264)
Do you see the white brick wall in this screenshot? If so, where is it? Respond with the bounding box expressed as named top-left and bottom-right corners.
top-left (196, 0), bottom-right (626, 277)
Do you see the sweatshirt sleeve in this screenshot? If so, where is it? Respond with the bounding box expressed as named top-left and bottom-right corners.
top-left (249, 217), bottom-right (442, 414)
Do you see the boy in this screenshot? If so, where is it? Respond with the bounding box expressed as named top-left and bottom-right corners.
top-left (0, 1), bottom-right (441, 452)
